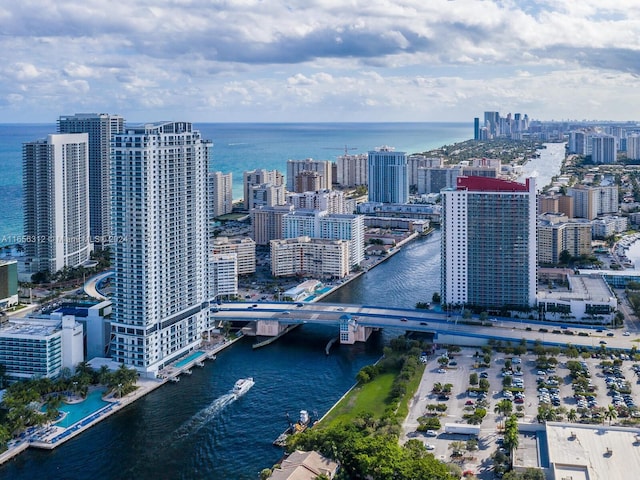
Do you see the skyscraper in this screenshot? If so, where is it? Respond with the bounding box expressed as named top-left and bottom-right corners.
top-left (23, 133), bottom-right (92, 275)
top-left (58, 113), bottom-right (125, 247)
top-left (441, 176), bottom-right (537, 310)
top-left (208, 171), bottom-right (233, 219)
top-left (367, 146), bottom-right (408, 204)
top-left (110, 122), bottom-right (210, 376)
top-left (591, 135), bottom-right (616, 164)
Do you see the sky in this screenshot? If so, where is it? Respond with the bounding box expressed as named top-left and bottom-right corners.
top-left (1, 0), bottom-right (639, 123)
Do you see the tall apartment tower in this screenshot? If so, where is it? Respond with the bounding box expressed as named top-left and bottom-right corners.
top-left (23, 133), bottom-right (92, 275)
top-left (591, 135), bottom-right (616, 164)
top-left (208, 171), bottom-right (233, 219)
top-left (286, 159), bottom-right (333, 192)
top-left (628, 135), bottom-right (640, 160)
top-left (441, 176), bottom-right (537, 310)
top-left (568, 185), bottom-right (618, 220)
top-left (57, 113), bottom-right (125, 247)
top-left (336, 153), bottom-right (368, 187)
top-left (282, 210), bottom-right (365, 267)
top-left (243, 169), bottom-right (284, 210)
top-left (367, 146), bottom-right (408, 204)
top-left (110, 122), bottom-right (210, 376)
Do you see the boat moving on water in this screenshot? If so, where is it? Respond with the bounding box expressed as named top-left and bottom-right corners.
top-left (231, 377), bottom-right (254, 397)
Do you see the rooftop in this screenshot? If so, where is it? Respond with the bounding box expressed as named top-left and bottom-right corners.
top-left (546, 422), bottom-right (640, 480)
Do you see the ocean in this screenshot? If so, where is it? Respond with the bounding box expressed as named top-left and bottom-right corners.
top-left (0, 122), bottom-right (471, 245)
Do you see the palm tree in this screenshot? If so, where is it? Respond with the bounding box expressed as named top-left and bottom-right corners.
top-left (605, 405), bottom-right (618, 425)
top-left (567, 408), bottom-right (578, 423)
top-left (494, 399), bottom-right (513, 428)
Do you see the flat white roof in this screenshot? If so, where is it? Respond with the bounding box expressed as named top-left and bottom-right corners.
top-left (546, 422), bottom-right (640, 480)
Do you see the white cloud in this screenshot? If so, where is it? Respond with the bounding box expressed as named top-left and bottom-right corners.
top-left (0, 0), bottom-right (638, 121)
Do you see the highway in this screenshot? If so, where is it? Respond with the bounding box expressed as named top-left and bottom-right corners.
top-left (211, 301), bottom-right (639, 351)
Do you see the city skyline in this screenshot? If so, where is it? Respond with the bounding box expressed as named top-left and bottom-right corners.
top-left (1, 1), bottom-right (639, 124)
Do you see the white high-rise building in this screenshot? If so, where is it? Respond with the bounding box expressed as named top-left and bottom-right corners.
top-left (336, 153), bottom-right (368, 187)
top-left (441, 176), bottom-right (537, 310)
top-left (286, 190), bottom-right (349, 214)
top-left (591, 135), bottom-right (616, 164)
top-left (58, 113), bottom-right (125, 247)
top-left (243, 169), bottom-right (283, 210)
top-left (110, 122), bottom-right (210, 376)
top-left (282, 210), bottom-right (364, 267)
top-left (367, 146), bottom-right (408, 204)
top-left (208, 171), bottom-right (233, 219)
top-left (627, 135), bottom-right (640, 161)
top-left (23, 133), bottom-right (92, 275)
top-left (209, 253), bottom-right (238, 298)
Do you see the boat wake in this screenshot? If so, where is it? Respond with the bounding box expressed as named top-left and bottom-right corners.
top-left (173, 393), bottom-right (237, 439)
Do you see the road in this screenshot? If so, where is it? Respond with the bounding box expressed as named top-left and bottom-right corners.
top-left (212, 301), bottom-right (639, 351)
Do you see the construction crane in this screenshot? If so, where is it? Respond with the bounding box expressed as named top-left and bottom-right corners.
top-left (323, 145), bottom-right (358, 155)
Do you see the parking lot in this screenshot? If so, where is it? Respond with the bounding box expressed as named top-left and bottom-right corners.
top-left (403, 345), bottom-right (640, 479)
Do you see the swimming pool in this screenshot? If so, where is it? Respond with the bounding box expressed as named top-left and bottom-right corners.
top-left (175, 350), bottom-right (205, 368)
top-left (56, 390), bottom-right (109, 428)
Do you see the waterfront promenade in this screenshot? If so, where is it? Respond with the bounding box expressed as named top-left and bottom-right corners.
top-left (0, 336), bottom-right (241, 465)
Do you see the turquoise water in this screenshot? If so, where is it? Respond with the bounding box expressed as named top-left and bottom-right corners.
top-left (175, 351), bottom-right (205, 368)
top-left (56, 390), bottom-right (109, 428)
top-left (0, 122), bottom-right (471, 245)
top-left (315, 287), bottom-right (332, 294)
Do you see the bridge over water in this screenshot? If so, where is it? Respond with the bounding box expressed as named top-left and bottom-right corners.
top-left (211, 302), bottom-right (633, 351)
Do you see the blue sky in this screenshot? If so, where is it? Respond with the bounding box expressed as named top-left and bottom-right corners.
top-left (1, 0), bottom-right (639, 123)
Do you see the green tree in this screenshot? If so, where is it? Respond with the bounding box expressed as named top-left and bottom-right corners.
top-left (605, 404), bottom-right (618, 425)
top-left (494, 399), bottom-right (513, 427)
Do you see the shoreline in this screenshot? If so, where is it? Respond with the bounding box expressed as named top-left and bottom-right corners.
top-left (0, 229), bottom-right (429, 465)
top-left (0, 335), bottom-right (243, 465)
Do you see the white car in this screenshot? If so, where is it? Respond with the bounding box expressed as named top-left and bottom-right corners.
top-left (623, 331), bottom-right (631, 336)
top-left (424, 443), bottom-right (435, 450)
top-left (425, 430), bottom-right (438, 437)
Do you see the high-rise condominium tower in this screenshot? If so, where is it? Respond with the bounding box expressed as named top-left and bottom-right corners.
top-left (367, 146), bottom-right (408, 204)
top-left (441, 176), bottom-right (537, 310)
top-left (58, 113), bottom-right (125, 247)
top-left (23, 133), bottom-right (91, 275)
top-left (110, 122), bottom-right (210, 376)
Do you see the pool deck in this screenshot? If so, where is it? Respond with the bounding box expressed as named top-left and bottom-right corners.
top-left (0, 336), bottom-right (241, 464)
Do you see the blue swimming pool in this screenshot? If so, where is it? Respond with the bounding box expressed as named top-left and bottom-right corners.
top-left (315, 287), bottom-right (332, 294)
top-left (56, 390), bottom-right (109, 428)
top-left (175, 350), bottom-right (205, 368)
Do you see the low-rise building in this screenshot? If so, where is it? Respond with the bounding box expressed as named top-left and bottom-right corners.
top-left (537, 274), bottom-right (617, 324)
top-left (0, 315), bottom-right (83, 381)
top-left (269, 450), bottom-right (339, 480)
top-left (212, 236), bottom-right (256, 275)
top-left (270, 236), bottom-right (350, 279)
top-left (592, 216), bottom-right (628, 239)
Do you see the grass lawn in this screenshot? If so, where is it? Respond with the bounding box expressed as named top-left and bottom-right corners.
top-left (320, 372), bottom-right (396, 428)
top-left (319, 360), bottom-right (426, 429)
